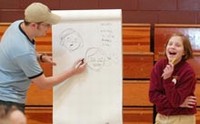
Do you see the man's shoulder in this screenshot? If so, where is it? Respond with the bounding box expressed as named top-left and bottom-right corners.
top-left (5, 20), bottom-right (23, 33)
top-left (11, 20), bottom-right (23, 25)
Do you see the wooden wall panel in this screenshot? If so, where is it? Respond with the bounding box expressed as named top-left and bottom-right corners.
top-left (123, 52), bottom-right (154, 79)
top-left (0, 23), bottom-right (9, 39)
top-left (99, 0), bottom-right (137, 10)
top-left (188, 55), bottom-right (200, 80)
top-left (1, 0), bottom-right (200, 24)
top-left (123, 107), bottom-right (153, 124)
top-left (138, 0), bottom-right (176, 10)
top-left (26, 85), bottom-right (52, 106)
top-left (196, 108), bottom-right (200, 124)
top-left (123, 80), bottom-right (152, 106)
top-left (25, 107), bottom-right (52, 124)
top-left (195, 82), bottom-right (200, 106)
top-left (123, 24), bottom-right (151, 52)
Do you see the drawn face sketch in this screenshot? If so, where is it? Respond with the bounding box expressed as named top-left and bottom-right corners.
top-left (85, 47), bottom-right (105, 71)
top-left (60, 28), bottom-right (83, 51)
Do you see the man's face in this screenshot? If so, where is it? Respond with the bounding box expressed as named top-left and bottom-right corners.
top-left (36, 23), bottom-right (51, 36)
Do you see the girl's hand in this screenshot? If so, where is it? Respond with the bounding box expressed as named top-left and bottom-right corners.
top-left (162, 63), bottom-right (174, 79)
top-left (180, 96), bottom-right (196, 108)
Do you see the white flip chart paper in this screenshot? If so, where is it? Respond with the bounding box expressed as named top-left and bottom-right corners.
top-left (52, 9), bottom-right (122, 124)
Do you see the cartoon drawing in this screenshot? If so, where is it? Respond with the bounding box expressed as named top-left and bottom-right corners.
top-left (85, 47), bottom-right (106, 71)
top-left (53, 10), bottom-right (122, 124)
top-left (60, 28), bottom-right (83, 52)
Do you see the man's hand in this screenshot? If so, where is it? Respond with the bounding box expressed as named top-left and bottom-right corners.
top-left (40, 54), bottom-right (56, 66)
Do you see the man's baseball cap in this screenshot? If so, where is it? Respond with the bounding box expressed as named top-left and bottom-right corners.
top-left (24, 2), bottom-right (61, 25)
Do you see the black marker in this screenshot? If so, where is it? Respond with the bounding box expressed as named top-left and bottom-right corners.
top-left (80, 58), bottom-right (84, 65)
top-left (75, 58), bottom-right (84, 69)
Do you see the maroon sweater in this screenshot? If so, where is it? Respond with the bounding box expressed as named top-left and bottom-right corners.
top-left (149, 58), bottom-right (196, 115)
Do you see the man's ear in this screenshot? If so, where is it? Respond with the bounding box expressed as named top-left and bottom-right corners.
top-left (30, 23), bottom-right (38, 28)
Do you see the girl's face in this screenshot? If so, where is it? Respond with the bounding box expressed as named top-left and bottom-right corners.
top-left (166, 36), bottom-right (185, 64)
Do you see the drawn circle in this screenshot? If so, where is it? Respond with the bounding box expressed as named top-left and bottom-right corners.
top-left (85, 47), bottom-right (105, 71)
top-left (60, 28), bottom-right (82, 51)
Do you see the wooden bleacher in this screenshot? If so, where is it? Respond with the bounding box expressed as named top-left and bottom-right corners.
top-left (123, 23), bottom-right (151, 52)
top-left (1, 23), bottom-right (200, 124)
top-left (123, 52), bottom-right (154, 79)
top-left (122, 24), bottom-right (153, 124)
top-left (123, 23), bottom-right (153, 80)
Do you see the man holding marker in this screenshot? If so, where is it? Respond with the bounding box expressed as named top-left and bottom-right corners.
top-left (0, 2), bottom-right (86, 112)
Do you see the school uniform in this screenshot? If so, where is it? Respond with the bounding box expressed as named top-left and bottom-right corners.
top-left (149, 58), bottom-right (196, 124)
